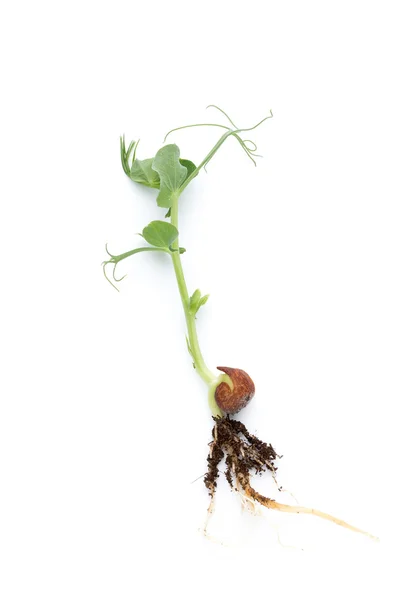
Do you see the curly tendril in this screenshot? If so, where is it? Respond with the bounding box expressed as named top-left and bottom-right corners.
top-left (163, 106), bottom-right (273, 170)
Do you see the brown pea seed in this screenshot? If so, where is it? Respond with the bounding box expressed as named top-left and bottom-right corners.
top-left (214, 366), bottom-right (255, 414)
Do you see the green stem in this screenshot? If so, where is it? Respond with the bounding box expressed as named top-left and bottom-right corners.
top-left (169, 133), bottom-right (232, 394)
top-left (170, 195), bottom-right (230, 418)
top-left (109, 246), bottom-right (171, 262)
top-left (179, 130), bottom-right (232, 193)
top-left (168, 120), bottom-right (272, 416)
top-left (170, 198), bottom-right (215, 385)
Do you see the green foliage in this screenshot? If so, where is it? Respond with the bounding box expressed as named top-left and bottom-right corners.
top-left (152, 144), bottom-right (188, 208)
top-left (189, 289), bottom-right (210, 316)
top-left (120, 138), bottom-right (197, 201)
top-left (129, 156), bottom-right (196, 191)
top-left (142, 220), bottom-right (179, 248)
top-left (120, 136), bottom-right (138, 176)
top-left (179, 158), bottom-right (197, 181)
top-left (130, 158), bottom-right (160, 188)
top-left (189, 289), bottom-right (201, 310)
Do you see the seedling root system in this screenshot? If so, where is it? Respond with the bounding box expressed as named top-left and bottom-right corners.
top-left (205, 416), bottom-right (378, 541)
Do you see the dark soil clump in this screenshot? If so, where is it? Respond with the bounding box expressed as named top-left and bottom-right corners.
top-left (204, 415), bottom-right (278, 500)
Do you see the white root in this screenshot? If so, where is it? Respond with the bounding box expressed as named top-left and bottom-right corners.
top-left (203, 493), bottom-right (216, 536)
top-left (244, 486), bottom-right (379, 541)
top-left (238, 487), bottom-right (260, 515)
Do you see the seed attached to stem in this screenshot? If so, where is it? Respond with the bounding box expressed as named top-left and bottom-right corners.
top-left (214, 366), bottom-right (255, 414)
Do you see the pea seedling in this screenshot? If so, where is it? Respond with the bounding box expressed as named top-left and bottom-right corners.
top-left (103, 106), bottom-right (376, 540)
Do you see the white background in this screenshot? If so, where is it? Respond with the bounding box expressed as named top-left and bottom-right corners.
top-left (1, 1), bottom-right (399, 598)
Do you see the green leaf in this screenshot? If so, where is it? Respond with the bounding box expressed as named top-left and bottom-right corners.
top-left (189, 289), bottom-right (209, 316)
top-left (180, 158), bottom-right (197, 182)
top-left (197, 294), bottom-right (210, 311)
top-left (130, 158), bottom-right (160, 188)
top-left (152, 144), bottom-right (188, 208)
top-left (121, 137), bottom-right (196, 197)
top-left (120, 136), bottom-right (138, 176)
top-left (142, 220), bottom-right (179, 248)
top-left (189, 289), bottom-right (202, 314)
top-left (197, 294), bottom-right (209, 311)
top-left (121, 137), bottom-right (196, 204)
